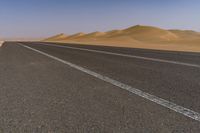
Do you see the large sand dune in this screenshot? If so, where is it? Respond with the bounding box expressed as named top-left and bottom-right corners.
top-left (44, 25), bottom-right (200, 52)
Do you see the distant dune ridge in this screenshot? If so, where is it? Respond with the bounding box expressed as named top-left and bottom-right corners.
top-left (44, 25), bottom-right (200, 52)
top-left (45, 33), bottom-right (68, 41)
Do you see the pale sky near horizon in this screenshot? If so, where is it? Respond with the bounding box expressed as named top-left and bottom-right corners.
top-left (0, 0), bottom-right (200, 38)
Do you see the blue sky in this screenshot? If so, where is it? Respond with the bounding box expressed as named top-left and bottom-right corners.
top-left (0, 0), bottom-right (200, 38)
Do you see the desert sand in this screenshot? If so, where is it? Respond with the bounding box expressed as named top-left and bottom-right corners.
top-left (44, 25), bottom-right (200, 52)
top-left (0, 41), bottom-right (4, 47)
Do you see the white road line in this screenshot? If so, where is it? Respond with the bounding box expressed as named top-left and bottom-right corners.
top-left (35, 42), bottom-right (200, 69)
top-left (19, 43), bottom-right (200, 122)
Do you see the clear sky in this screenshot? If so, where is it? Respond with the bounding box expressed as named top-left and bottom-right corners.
top-left (0, 0), bottom-right (200, 38)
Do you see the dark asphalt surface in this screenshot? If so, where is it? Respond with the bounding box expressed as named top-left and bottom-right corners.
top-left (46, 42), bottom-right (200, 65)
top-left (0, 42), bottom-right (200, 132)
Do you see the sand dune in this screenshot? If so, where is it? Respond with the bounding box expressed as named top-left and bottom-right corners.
top-left (169, 30), bottom-right (200, 40)
top-left (67, 32), bottom-right (85, 39)
top-left (44, 25), bottom-right (200, 52)
top-left (84, 32), bottom-right (106, 37)
top-left (0, 41), bottom-right (4, 47)
top-left (121, 25), bottom-right (179, 42)
top-left (44, 33), bottom-right (68, 41)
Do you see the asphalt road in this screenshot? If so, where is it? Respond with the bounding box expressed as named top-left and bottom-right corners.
top-left (0, 42), bottom-right (200, 132)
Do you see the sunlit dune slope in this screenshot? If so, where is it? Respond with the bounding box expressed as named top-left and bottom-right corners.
top-left (169, 30), bottom-right (200, 40)
top-left (0, 40), bottom-right (4, 47)
top-left (121, 25), bottom-right (179, 42)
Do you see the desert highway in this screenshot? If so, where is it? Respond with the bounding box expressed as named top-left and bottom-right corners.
top-left (0, 42), bottom-right (200, 132)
